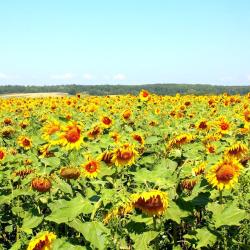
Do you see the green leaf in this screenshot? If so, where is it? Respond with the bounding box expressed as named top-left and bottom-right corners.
top-left (67, 219), bottom-right (110, 250)
top-left (195, 228), bottom-right (217, 248)
top-left (52, 174), bottom-right (73, 195)
top-left (41, 157), bottom-right (60, 168)
top-left (45, 195), bottom-right (93, 224)
top-left (52, 238), bottom-right (87, 250)
top-left (22, 214), bottom-right (43, 230)
top-left (145, 136), bottom-right (161, 144)
top-left (207, 202), bottom-right (247, 228)
top-left (165, 201), bottom-right (190, 224)
top-left (130, 231), bottom-right (159, 250)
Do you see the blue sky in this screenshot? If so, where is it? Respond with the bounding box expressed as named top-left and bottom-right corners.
top-left (0, 0), bottom-right (250, 85)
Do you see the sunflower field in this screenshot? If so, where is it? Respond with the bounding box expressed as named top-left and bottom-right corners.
top-left (0, 90), bottom-right (249, 250)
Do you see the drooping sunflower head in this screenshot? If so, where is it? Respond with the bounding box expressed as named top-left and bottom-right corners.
top-left (32, 177), bottom-right (51, 192)
top-left (168, 133), bottom-right (194, 148)
top-left (131, 190), bottom-right (168, 216)
top-left (60, 166), bottom-right (80, 180)
top-left (206, 158), bottom-right (243, 190)
top-left (87, 125), bottom-right (102, 139)
top-left (81, 159), bottom-right (100, 178)
top-left (99, 151), bottom-right (114, 166)
top-left (225, 142), bottom-right (248, 160)
top-left (18, 136), bottom-right (32, 150)
top-left (27, 231), bottom-right (56, 250)
top-left (112, 143), bottom-right (138, 167)
top-left (192, 163), bottom-right (206, 176)
top-left (59, 121), bottom-right (83, 150)
top-left (132, 133), bottom-right (145, 145)
top-left (181, 178), bottom-right (197, 191)
top-left (196, 119), bottom-right (210, 131)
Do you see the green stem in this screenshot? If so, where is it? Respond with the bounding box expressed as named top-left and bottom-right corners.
top-left (219, 190), bottom-right (223, 204)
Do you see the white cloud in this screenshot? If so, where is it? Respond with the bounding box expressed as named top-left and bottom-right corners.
top-left (83, 73), bottom-right (94, 80)
top-left (51, 73), bottom-right (74, 80)
top-left (0, 73), bottom-right (8, 79)
top-left (113, 73), bottom-right (126, 81)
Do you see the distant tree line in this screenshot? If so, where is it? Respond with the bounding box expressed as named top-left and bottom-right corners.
top-left (0, 84), bottom-right (249, 96)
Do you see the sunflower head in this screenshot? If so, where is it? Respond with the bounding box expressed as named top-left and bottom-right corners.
top-left (32, 177), bottom-right (51, 192)
top-left (131, 190), bottom-right (168, 216)
top-left (42, 120), bottom-right (61, 141)
top-left (122, 109), bottom-right (132, 121)
top-left (132, 133), bottom-right (144, 145)
top-left (225, 142), bottom-right (248, 160)
top-left (87, 125), bottom-right (102, 139)
top-left (60, 167), bottom-right (80, 179)
top-left (181, 178), bottom-right (197, 191)
top-left (101, 116), bottom-right (113, 128)
top-left (81, 159), bottom-right (100, 178)
top-left (112, 143), bottom-right (138, 167)
top-left (0, 148), bottom-right (6, 161)
top-left (99, 151), bottom-right (114, 166)
top-left (139, 89), bottom-right (150, 102)
top-left (192, 163), bottom-right (205, 176)
top-left (168, 133), bottom-right (194, 148)
top-left (18, 136), bottom-right (32, 150)
top-left (27, 231), bottom-right (56, 250)
top-left (206, 158), bottom-right (243, 190)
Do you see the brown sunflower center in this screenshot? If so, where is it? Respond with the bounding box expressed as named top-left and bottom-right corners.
top-left (102, 117), bottom-right (112, 125)
top-left (65, 127), bottom-right (81, 143)
top-left (142, 91), bottom-right (149, 97)
top-left (135, 195), bottom-right (163, 210)
top-left (199, 121), bottom-right (207, 129)
top-left (133, 135), bottom-right (143, 144)
top-left (33, 236), bottom-right (49, 250)
top-left (216, 165), bottom-right (235, 182)
top-left (85, 161), bottom-right (98, 173)
top-left (0, 150), bottom-right (5, 160)
top-left (118, 150), bottom-right (133, 160)
top-left (23, 138), bottom-right (31, 147)
top-left (220, 122), bottom-right (229, 130)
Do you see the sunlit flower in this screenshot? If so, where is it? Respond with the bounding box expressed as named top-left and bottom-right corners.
top-left (42, 120), bottom-right (61, 141)
top-left (192, 163), bottom-right (205, 176)
top-left (122, 109), bottom-right (132, 121)
top-left (206, 143), bottom-right (216, 154)
top-left (168, 133), bottom-right (194, 148)
top-left (87, 125), bottom-right (102, 139)
top-left (225, 142), bottom-right (248, 160)
top-left (59, 121), bottom-right (83, 150)
top-left (18, 136), bottom-right (32, 150)
top-left (27, 231), bottom-right (56, 250)
top-left (217, 118), bottom-right (230, 134)
top-left (0, 148), bottom-right (6, 161)
top-left (101, 116), bottom-right (113, 128)
top-left (112, 143), bottom-right (138, 167)
top-left (206, 158), bottom-right (243, 190)
top-left (132, 133), bottom-right (145, 145)
top-left (139, 89), bottom-right (150, 102)
top-left (181, 178), bottom-right (197, 191)
top-left (81, 159), bottom-right (100, 178)
top-left (99, 151), bottom-right (114, 166)
top-left (131, 190), bottom-right (168, 216)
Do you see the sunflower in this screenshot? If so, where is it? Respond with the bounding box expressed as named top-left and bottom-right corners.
top-left (58, 121), bottom-right (83, 150)
top-left (0, 147), bottom-right (6, 161)
top-left (139, 89), bottom-right (150, 102)
top-left (206, 158), bottom-right (243, 190)
top-left (101, 116), bottom-right (113, 128)
top-left (122, 109), bottom-right (132, 121)
top-left (112, 143), bottom-right (138, 167)
top-left (192, 163), bottom-right (205, 176)
top-left (103, 202), bottom-right (134, 224)
top-left (81, 159), bottom-right (100, 178)
top-left (132, 133), bottom-right (145, 145)
top-left (196, 119), bottom-right (210, 131)
top-left (131, 190), bottom-right (168, 216)
top-left (27, 231), bottom-right (56, 250)
top-left (18, 136), bottom-right (32, 150)
top-left (217, 118), bottom-right (230, 134)
top-left (87, 125), bottom-right (102, 139)
top-left (99, 151), bottom-right (114, 166)
top-left (181, 178), bottom-right (197, 191)
top-left (225, 142), bottom-right (248, 160)
top-left (206, 143), bottom-right (216, 154)
top-left (42, 120), bottom-right (61, 141)
top-left (168, 133), bottom-right (194, 148)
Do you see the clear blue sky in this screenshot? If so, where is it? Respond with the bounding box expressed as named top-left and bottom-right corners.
top-left (0, 0), bottom-right (250, 85)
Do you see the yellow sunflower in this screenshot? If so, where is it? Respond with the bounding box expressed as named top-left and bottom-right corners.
top-left (0, 147), bottom-right (6, 161)
top-left (192, 163), bottom-right (205, 176)
top-left (99, 151), bottom-right (114, 166)
top-left (139, 89), bottom-right (150, 102)
top-left (18, 136), bottom-right (32, 150)
top-left (101, 115), bottom-right (113, 128)
top-left (42, 120), bottom-right (61, 141)
top-left (112, 143), bottom-right (138, 167)
top-left (58, 121), bottom-right (83, 150)
top-left (206, 158), bottom-right (243, 190)
top-left (81, 159), bottom-right (100, 178)
top-left (131, 190), bottom-right (168, 216)
top-left (27, 231), bottom-right (56, 250)
top-left (168, 133), bottom-right (194, 148)
top-left (225, 142), bottom-right (248, 160)
top-left (132, 133), bottom-right (145, 145)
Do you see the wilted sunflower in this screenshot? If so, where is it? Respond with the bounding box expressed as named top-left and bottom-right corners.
top-left (225, 142), bottom-right (248, 160)
top-left (87, 125), bottom-right (102, 139)
top-left (112, 143), bottom-right (138, 167)
top-left (18, 136), bottom-right (32, 150)
top-left (99, 151), bottom-right (114, 166)
top-left (103, 202), bottom-right (134, 224)
top-left (27, 231), bottom-right (56, 250)
top-left (206, 158), bottom-right (243, 190)
top-left (132, 133), bottom-right (145, 145)
top-left (58, 121), bottom-right (83, 150)
top-left (131, 190), bottom-right (168, 216)
top-left (81, 159), bottom-right (100, 178)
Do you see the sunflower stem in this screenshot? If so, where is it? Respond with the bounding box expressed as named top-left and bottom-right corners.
top-left (219, 190), bottom-right (223, 204)
top-left (153, 216), bottom-right (157, 230)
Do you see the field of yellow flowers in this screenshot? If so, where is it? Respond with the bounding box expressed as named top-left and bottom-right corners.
top-left (0, 90), bottom-right (249, 250)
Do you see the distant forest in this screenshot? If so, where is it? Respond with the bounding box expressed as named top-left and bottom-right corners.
top-left (0, 84), bottom-right (249, 96)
